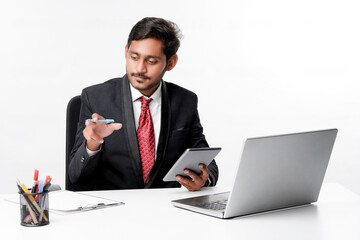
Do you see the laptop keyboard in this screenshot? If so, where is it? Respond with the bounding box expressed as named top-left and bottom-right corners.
top-left (195, 199), bottom-right (228, 211)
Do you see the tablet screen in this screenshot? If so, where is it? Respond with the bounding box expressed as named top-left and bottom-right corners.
top-left (163, 147), bottom-right (221, 181)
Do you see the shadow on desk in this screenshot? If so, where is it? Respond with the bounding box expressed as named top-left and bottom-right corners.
top-left (230, 204), bottom-right (319, 220)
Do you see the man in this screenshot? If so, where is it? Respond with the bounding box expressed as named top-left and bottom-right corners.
top-left (69, 17), bottom-right (218, 191)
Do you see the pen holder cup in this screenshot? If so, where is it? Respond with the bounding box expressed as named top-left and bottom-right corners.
top-left (19, 190), bottom-right (49, 227)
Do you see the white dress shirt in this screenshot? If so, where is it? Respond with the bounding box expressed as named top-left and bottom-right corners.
top-left (86, 81), bottom-right (162, 158)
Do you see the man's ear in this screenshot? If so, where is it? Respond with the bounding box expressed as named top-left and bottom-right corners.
top-left (125, 45), bottom-right (128, 57)
top-left (166, 54), bottom-right (178, 71)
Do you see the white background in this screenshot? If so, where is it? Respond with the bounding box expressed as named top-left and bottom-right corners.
top-left (0, 0), bottom-right (359, 194)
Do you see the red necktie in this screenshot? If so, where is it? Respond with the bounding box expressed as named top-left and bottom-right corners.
top-left (137, 96), bottom-right (155, 184)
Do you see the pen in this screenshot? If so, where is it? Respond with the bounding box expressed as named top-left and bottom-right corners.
top-left (43, 182), bottom-right (51, 191)
top-left (35, 180), bottom-right (44, 201)
top-left (26, 202), bottom-right (39, 224)
top-left (86, 119), bottom-right (115, 124)
top-left (34, 169), bottom-right (39, 181)
top-left (31, 170), bottom-right (39, 193)
top-left (17, 182), bottom-right (40, 217)
top-left (35, 180), bottom-right (44, 202)
top-left (31, 181), bottom-right (38, 193)
top-left (45, 176), bottom-right (52, 184)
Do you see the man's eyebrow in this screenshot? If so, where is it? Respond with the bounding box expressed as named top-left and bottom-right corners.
top-left (147, 55), bottom-right (161, 60)
top-left (129, 51), bottom-right (139, 55)
top-left (129, 51), bottom-right (161, 59)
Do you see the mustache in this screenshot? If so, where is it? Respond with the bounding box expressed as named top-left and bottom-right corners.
top-left (131, 72), bottom-right (150, 80)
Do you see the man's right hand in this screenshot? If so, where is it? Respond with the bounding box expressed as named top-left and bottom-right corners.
top-left (83, 113), bottom-right (123, 151)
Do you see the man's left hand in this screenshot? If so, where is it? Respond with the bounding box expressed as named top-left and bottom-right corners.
top-left (176, 164), bottom-right (210, 191)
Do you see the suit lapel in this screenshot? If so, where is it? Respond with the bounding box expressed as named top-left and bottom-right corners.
top-left (121, 75), bottom-right (144, 187)
top-left (145, 80), bottom-right (171, 187)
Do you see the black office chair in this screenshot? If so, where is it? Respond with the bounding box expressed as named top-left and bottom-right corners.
top-left (65, 95), bottom-right (83, 191)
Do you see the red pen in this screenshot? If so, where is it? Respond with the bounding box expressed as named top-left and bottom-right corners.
top-left (31, 170), bottom-right (39, 193)
top-left (45, 176), bottom-right (51, 184)
top-left (34, 169), bottom-right (39, 181)
top-left (43, 176), bottom-right (52, 192)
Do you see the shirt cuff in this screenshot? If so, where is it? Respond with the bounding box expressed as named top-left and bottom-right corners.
top-left (205, 177), bottom-right (212, 187)
top-left (86, 144), bottom-right (102, 157)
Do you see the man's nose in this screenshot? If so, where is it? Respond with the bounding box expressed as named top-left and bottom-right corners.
top-left (136, 60), bottom-right (147, 73)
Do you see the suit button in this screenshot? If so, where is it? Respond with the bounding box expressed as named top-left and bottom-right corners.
top-left (81, 156), bottom-right (85, 163)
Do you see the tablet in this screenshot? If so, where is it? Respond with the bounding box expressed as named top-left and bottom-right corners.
top-left (163, 147), bottom-right (222, 181)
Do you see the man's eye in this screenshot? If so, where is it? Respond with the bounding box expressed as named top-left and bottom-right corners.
top-left (131, 55), bottom-right (138, 60)
top-left (148, 59), bottom-right (157, 64)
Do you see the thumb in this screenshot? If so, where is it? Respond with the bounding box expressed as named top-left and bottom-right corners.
top-left (110, 123), bottom-right (123, 131)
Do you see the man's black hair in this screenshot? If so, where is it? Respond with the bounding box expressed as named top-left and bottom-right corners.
top-left (127, 17), bottom-right (182, 60)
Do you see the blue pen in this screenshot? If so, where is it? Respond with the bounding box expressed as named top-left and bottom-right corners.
top-left (38, 180), bottom-right (44, 194)
top-left (86, 119), bottom-right (115, 124)
top-left (35, 180), bottom-right (44, 202)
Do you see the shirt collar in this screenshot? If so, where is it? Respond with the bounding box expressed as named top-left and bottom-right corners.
top-left (130, 81), bottom-right (162, 103)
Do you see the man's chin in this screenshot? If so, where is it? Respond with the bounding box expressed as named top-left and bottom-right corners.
top-left (131, 80), bottom-right (148, 91)
top-left (134, 76), bottom-right (149, 84)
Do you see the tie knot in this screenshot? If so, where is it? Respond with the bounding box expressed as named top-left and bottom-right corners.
top-left (138, 96), bottom-right (153, 108)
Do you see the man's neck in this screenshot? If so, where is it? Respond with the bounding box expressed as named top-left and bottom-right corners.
top-left (129, 81), bottom-right (162, 101)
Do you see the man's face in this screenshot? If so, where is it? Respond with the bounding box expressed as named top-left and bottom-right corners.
top-left (125, 38), bottom-right (169, 97)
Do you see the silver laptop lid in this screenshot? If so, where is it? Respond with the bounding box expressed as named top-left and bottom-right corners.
top-left (224, 128), bottom-right (337, 218)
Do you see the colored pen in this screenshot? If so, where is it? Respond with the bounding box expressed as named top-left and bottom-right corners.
top-left (86, 119), bottom-right (115, 124)
top-left (17, 182), bottom-right (40, 217)
top-left (45, 176), bottom-right (51, 184)
top-left (31, 170), bottom-right (39, 193)
top-left (34, 169), bottom-right (39, 181)
top-left (43, 182), bottom-right (51, 191)
top-left (35, 180), bottom-right (44, 201)
top-left (26, 202), bottom-right (39, 224)
top-left (31, 182), bottom-right (37, 193)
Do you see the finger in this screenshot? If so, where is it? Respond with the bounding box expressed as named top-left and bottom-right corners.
top-left (85, 120), bottom-right (96, 127)
top-left (90, 132), bottom-right (104, 143)
top-left (176, 176), bottom-right (195, 191)
top-left (109, 123), bottom-right (123, 131)
top-left (184, 168), bottom-right (207, 190)
top-left (183, 169), bottom-right (201, 182)
top-left (199, 164), bottom-right (210, 180)
top-left (86, 127), bottom-right (104, 142)
top-left (91, 113), bottom-right (105, 122)
top-left (83, 128), bottom-right (103, 143)
top-left (176, 175), bottom-right (192, 186)
top-left (89, 136), bottom-right (104, 143)
top-left (83, 130), bottom-right (104, 146)
top-left (83, 128), bottom-right (90, 140)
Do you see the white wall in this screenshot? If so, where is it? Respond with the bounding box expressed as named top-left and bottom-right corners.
top-left (1, 0), bottom-right (359, 194)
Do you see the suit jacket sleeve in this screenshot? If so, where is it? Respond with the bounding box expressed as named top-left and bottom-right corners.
top-left (68, 88), bottom-right (103, 188)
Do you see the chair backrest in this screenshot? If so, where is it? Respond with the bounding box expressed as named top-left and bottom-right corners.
top-left (65, 95), bottom-right (82, 191)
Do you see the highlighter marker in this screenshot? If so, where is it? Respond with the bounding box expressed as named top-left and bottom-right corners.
top-left (34, 169), bottom-right (39, 181)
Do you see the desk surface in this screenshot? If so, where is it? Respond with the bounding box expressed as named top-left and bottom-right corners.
top-left (1, 183), bottom-right (360, 240)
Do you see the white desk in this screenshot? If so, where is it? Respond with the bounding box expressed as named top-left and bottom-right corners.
top-left (1, 183), bottom-right (360, 240)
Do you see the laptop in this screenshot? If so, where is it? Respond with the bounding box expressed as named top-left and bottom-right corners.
top-left (171, 129), bottom-right (338, 219)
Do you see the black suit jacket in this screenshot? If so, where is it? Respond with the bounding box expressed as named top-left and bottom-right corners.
top-left (68, 75), bottom-right (218, 190)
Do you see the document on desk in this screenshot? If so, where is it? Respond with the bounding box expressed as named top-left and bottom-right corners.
top-left (49, 190), bottom-right (124, 215)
